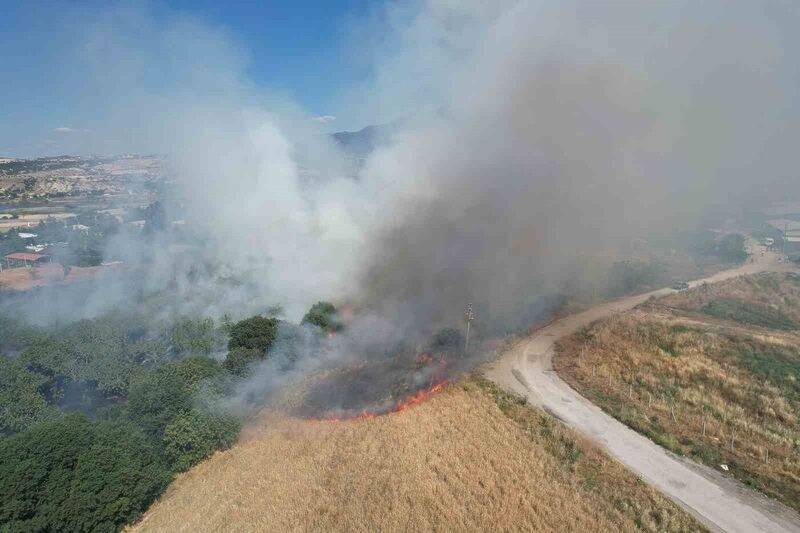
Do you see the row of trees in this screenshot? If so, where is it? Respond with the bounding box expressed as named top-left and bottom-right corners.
top-left (0, 301), bottom-right (344, 531)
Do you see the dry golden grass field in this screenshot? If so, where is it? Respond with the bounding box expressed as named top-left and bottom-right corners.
top-left (555, 272), bottom-right (800, 513)
top-left (129, 375), bottom-right (702, 532)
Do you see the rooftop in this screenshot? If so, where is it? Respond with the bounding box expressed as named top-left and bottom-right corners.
top-left (5, 252), bottom-right (50, 262)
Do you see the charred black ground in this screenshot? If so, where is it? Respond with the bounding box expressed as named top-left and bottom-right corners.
top-left (291, 352), bottom-right (456, 420)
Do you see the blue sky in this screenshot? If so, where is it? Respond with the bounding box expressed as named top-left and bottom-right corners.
top-left (0, 0), bottom-right (388, 157)
top-left (158, 0), bottom-right (380, 114)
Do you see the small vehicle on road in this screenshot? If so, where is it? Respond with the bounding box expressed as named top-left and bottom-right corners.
top-left (671, 281), bottom-right (690, 290)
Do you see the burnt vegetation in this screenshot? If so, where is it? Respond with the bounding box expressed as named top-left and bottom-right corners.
top-left (0, 295), bottom-right (474, 531)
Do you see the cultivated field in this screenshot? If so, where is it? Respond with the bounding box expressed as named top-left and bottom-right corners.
top-left (0, 263), bottom-right (123, 291)
top-left (555, 272), bottom-right (800, 513)
top-left (130, 376), bottom-right (702, 532)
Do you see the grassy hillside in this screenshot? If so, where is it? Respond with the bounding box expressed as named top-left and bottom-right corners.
top-left (555, 272), bottom-right (800, 513)
top-left (130, 375), bottom-right (702, 532)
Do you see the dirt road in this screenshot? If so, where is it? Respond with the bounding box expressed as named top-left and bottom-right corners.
top-left (487, 248), bottom-right (800, 533)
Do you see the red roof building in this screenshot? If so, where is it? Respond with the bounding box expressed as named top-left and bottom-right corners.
top-left (4, 252), bottom-right (51, 266)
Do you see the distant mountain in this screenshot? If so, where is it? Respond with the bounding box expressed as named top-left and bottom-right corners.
top-left (331, 124), bottom-right (395, 159)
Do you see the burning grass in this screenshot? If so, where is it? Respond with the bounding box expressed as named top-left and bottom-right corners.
top-left (555, 272), bottom-right (800, 513)
top-left (288, 352), bottom-right (451, 421)
top-left (129, 374), bottom-right (703, 532)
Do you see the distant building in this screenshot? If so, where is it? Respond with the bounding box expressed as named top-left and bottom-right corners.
top-left (786, 231), bottom-right (800, 253)
top-left (4, 252), bottom-right (51, 268)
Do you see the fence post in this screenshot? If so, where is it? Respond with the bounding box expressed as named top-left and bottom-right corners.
top-left (628, 384), bottom-right (632, 400)
top-left (648, 392), bottom-right (652, 408)
top-left (730, 426), bottom-right (736, 450)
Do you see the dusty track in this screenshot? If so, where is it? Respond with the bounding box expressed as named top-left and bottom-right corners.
top-left (487, 247), bottom-right (800, 533)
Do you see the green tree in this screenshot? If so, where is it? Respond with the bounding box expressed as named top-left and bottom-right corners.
top-left (162, 410), bottom-right (240, 471)
top-left (301, 301), bottom-right (343, 332)
top-left (170, 317), bottom-right (216, 356)
top-left (227, 315), bottom-right (278, 352)
top-left (717, 233), bottom-right (748, 263)
top-left (0, 357), bottom-right (60, 434)
top-left (127, 356), bottom-right (227, 436)
top-left (223, 347), bottom-right (261, 376)
top-left (0, 414), bottom-right (171, 532)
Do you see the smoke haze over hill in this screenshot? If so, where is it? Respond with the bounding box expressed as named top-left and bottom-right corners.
top-left (4, 1), bottom-right (800, 335)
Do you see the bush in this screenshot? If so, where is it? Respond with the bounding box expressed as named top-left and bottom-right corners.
top-left (301, 301), bottom-right (342, 332)
top-left (227, 316), bottom-right (278, 352)
top-left (429, 328), bottom-right (464, 355)
top-left (701, 299), bottom-right (796, 330)
top-left (0, 414), bottom-right (171, 532)
top-left (163, 410), bottom-right (240, 471)
top-left (717, 233), bottom-right (748, 263)
top-left (607, 259), bottom-right (665, 296)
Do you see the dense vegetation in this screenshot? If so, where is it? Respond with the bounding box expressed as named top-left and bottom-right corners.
top-left (0, 301), bottom-right (337, 531)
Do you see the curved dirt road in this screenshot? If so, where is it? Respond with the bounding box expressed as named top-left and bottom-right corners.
top-left (487, 249), bottom-right (800, 533)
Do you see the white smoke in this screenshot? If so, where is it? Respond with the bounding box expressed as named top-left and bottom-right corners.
top-left (7, 0), bottom-right (800, 329)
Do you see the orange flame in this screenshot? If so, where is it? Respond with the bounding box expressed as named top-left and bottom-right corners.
top-left (308, 380), bottom-right (447, 423)
top-left (415, 352), bottom-right (433, 363)
top-left (393, 381), bottom-right (446, 413)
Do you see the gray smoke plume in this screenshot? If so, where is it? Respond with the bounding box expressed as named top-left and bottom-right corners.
top-left (344, 0), bottom-right (800, 333)
top-left (5, 1), bottom-right (800, 354)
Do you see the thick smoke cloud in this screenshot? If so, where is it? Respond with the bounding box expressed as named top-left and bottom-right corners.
top-left (347, 0), bottom-right (800, 332)
top-left (7, 1), bottom-right (800, 338)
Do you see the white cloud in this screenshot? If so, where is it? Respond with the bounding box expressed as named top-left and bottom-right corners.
top-left (52, 127), bottom-right (90, 133)
top-left (312, 115), bottom-right (336, 123)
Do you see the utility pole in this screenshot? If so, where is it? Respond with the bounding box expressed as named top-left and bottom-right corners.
top-left (464, 302), bottom-right (475, 353)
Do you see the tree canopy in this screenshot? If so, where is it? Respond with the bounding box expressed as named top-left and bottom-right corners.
top-left (301, 301), bottom-right (343, 332)
top-left (0, 414), bottom-right (172, 532)
top-left (227, 315), bottom-right (278, 352)
top-left (128, 356), bottom-right (228, 437)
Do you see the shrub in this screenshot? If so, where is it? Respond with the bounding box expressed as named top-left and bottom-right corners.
top-left (429, 328), bottom-right (464, 355)
top-left (701, 298), bottom-right (796, 330)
